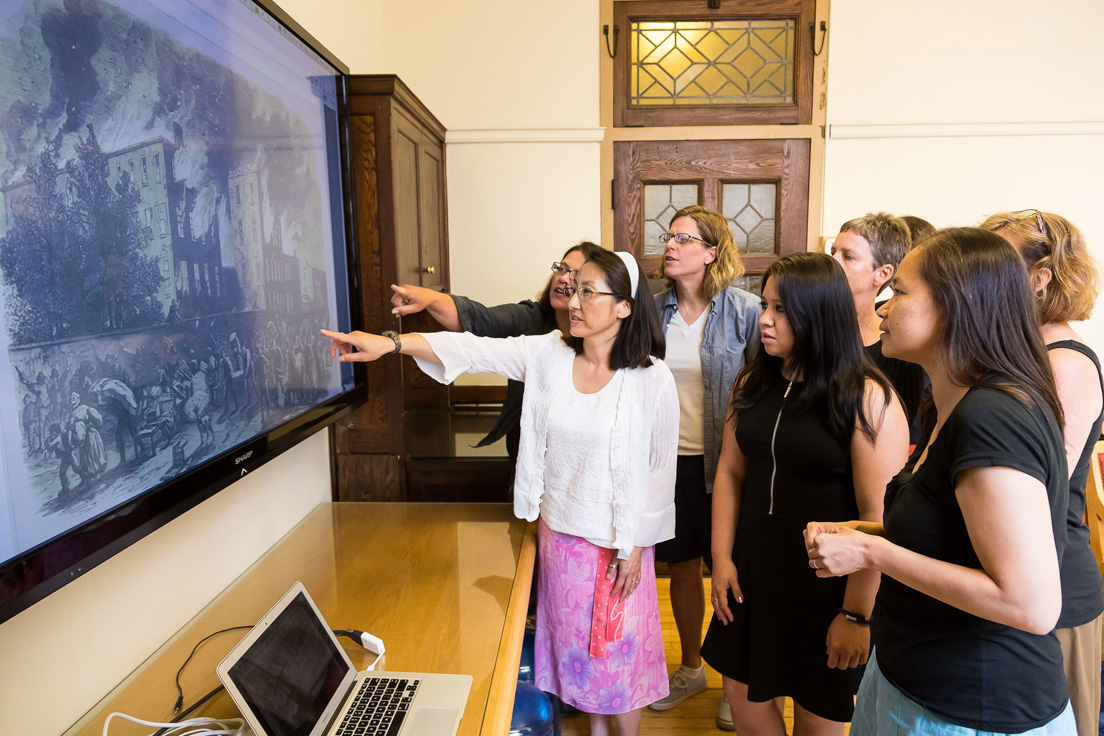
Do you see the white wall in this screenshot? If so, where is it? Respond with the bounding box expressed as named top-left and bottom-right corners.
top-left (366, 0), bottom-right (602, 384)
top-left (823, 0), bottom-right (1104, 352)
top-left (0, 430), bottom-right (333, 736)
top-left (360, 0), bottom-right (603, 310)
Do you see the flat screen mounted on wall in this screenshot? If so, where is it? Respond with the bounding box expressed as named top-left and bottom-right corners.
top-left (0, 0), bottom-right (364, 623)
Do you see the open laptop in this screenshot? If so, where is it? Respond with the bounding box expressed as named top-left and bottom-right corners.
top-left (217, 582), bottom-right (472, 736)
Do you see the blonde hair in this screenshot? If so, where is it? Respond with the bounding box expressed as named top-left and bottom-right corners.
top-left (659, 205), bottom-right (744, 300)
top-left (978, 211), bottom-right (1099, 324)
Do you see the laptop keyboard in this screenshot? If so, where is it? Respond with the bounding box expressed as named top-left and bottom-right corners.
top-left (336, 677), bottom-right (420, 736)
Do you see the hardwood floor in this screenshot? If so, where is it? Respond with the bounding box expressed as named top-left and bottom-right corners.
top-left (556, 577), bottom-right (850, 735)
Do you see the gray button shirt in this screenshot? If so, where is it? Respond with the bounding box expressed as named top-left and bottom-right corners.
top-left (655, 285), bottom-right (761, 491)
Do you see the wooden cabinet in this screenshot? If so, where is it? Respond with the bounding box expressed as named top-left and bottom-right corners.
top-left (333, 76), bottom-right (511, 503)
top-left (332, 75), bottom-right (450, 501)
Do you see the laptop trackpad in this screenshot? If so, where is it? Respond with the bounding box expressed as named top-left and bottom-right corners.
top-left (404, 706), bottom-right (459, 736)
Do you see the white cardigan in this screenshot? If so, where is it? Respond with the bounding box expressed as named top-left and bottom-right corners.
top-left (414, 331), bottom-right (678, 558)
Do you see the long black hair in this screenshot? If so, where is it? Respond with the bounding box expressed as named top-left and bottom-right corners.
top-left (562, 248), bottom-right (666, 370)
top-left (534, 241), bottom-right (604, 329)
top-left (730, 252), bottom-right (893, 443)
top-left (916, 227), bottom-right (1063, 427)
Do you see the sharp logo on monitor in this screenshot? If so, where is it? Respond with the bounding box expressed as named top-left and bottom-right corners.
top-left (235, 450), bottom-right (255, 465)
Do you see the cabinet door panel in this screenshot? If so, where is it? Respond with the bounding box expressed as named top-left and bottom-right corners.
top-left (392, 111), bottom-right (422, 286)
top-left (417, 136), bottom-right (445, 289)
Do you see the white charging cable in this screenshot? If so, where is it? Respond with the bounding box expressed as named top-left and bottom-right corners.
top-left (102, 711), bottom-right (247, 736)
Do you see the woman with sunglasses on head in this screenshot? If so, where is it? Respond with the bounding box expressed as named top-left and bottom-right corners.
top-left (644, 205), bottom-right (760, 731)
top-left (980, 210), bottom-right (1103, 736)
top-left (701, 253), bottom-right (908, 736)
top-left (323, 249), bottom-right (677, 736)
top-left (389, 241), bottom-right (603, 464)
top-left (806, 228), bottom-right (1075, 735)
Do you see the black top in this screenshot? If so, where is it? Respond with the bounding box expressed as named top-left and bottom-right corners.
top-left (1047, 340), bottom-right (1104, 628)
top-left (450, 295), bottom-right (554, 456)
top-left (872, 382), bottom-right (1069, 732)
top-left (700, 377), bottom-right (859, 721)
top-left (735, 378), bottom-right (855, 520)
top-left (865, 339), bottom-right (927, 444)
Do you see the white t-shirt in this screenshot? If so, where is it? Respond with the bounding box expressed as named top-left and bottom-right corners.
top-left (664, 308), bottom-right (706, 455)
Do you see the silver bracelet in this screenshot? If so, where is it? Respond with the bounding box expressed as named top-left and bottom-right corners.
top-left (382, 331), bottom-right (402, 354)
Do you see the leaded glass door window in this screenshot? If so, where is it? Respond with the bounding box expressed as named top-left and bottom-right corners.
top-left (614, 0), bottom-right (815, 127)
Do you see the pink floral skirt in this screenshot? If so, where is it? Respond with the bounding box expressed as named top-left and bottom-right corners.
top-left (533, 520), bottom-right (669, 713)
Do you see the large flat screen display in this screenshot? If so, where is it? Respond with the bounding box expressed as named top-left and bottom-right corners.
top-left (0, 0), bottom-right (362, 621)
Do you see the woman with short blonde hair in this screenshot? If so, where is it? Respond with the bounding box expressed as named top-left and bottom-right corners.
top-left (659, 205), bottom-right (745, 300)
top-left (980, 210), bottom-right (1103, 736)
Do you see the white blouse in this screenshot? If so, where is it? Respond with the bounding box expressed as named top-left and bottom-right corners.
top-left (664, 308), bottom-right (707, 455)
top-left (413, 331), bottom-right (679, 558)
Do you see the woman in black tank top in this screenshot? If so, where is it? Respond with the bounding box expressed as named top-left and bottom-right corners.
top-left (981, 210), bottom-right (1104, 736)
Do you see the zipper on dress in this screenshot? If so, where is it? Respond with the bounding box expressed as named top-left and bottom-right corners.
top-left (767, 380), bottom-right (794, 515)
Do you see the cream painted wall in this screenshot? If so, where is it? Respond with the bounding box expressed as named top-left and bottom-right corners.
top-left (1, 430), bottom-right (332, 736)
top-left (370, 0), bottom-right (603, 308)
top-left (447, 141), bottom-right (602, 311)
top-left (374, 1), bottom-right (599, 132)
top-left (823, 0), bottom-right (1104, 353)
top-left (366, 1), bottom-right (602, 384)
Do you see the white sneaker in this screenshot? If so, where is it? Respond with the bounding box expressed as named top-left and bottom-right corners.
top-left (647, 665), bottom-right (708, 711)
top-left (716, 696), bottom-right (735, 731)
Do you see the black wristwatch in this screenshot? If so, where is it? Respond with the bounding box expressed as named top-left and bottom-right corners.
top-left (382, 331), bottom-right (402, 354)
top-left (838, 607), bottom-right (871, 625)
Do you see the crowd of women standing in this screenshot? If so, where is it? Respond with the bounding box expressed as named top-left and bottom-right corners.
top-left (322, 206), bottom-right (1101, 736)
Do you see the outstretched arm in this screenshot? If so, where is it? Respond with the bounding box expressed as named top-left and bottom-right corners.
top-left (320, 329), bottom-right (440, 364)
top-left (390, 285), bottom-right (462, 331)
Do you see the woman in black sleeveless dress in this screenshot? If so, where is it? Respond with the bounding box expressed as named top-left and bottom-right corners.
top-left (701, 253), bottom-right (908, 735)
top-left (982, 210), bottom-right (1104, 736)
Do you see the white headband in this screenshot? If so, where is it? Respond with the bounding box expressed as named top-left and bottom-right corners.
top-left (614, 250), bottom-right (640, 299)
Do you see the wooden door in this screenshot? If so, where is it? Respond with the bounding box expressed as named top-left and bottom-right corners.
top-left (614, 138), bottom-right (810, 291)
top-left (392, 108), bottom-right (423, 287)
top-left (417, 134), bottom-right (446, 290)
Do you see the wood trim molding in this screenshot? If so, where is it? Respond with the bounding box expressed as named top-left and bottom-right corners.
top-left (445, 128), bottom-right (606, 144)
top-left (347, 75), bottom-right (447, 140)
top-left (829, 121), bottom-right (1104, 140)
top-left (482, 521), bottom-right (537, 736)
top-left (613, 0), bottom-right (815, 128)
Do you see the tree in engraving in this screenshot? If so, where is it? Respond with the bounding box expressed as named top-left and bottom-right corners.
top-left (0, 125), bottom-right (163, 343)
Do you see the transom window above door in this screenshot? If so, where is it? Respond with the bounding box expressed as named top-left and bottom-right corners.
top-left (614, 0), bottom-right (815, 127)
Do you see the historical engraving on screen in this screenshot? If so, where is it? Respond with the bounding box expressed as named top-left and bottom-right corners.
top-left (0, 0), bottom-right (348, 561)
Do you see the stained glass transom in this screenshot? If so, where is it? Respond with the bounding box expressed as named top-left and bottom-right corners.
top-left (630, 20), bottom-right (795, 107)
top-left (722, 183), bottom-right (777, 254)
top-left (643, 184), bottom-right (700, 256)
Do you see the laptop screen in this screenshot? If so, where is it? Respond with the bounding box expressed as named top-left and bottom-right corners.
top-left (226, 591), bottom-right (352, 736)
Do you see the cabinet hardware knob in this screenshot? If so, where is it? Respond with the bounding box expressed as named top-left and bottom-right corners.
top-left (423, 266), bottom-right (436, 275)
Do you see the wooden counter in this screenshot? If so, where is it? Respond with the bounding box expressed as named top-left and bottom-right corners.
top-left (67, 503), bottom-right (536, 736)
